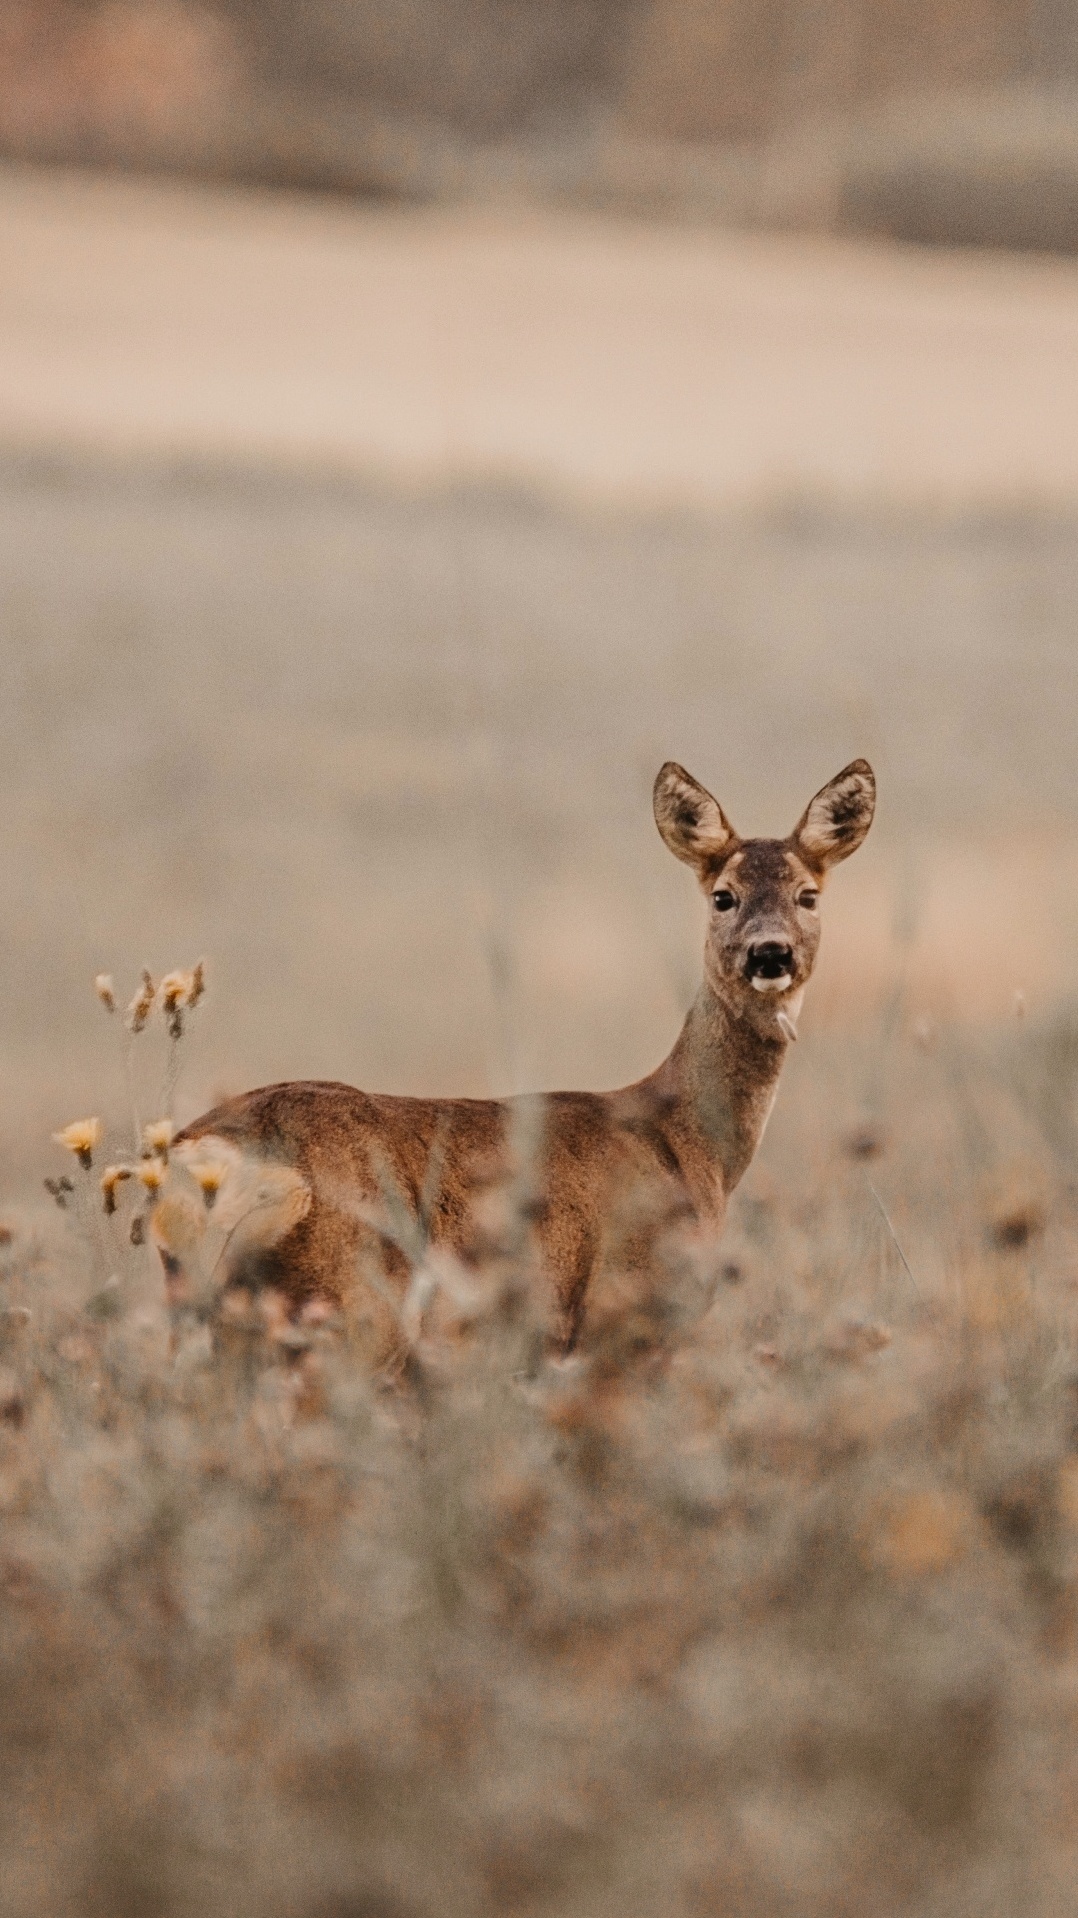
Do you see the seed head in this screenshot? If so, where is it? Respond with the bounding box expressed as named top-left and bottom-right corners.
top-left (52, 1117), bottom-right (103, 1171)
top-left (126, 970), bottom-right (156, 1034)
top-left (192, 1159), bottom-right (229, 1209)
top-left (160, 969), bottom-right (197, 1012)
top-left (137, 1160), bottom-right (165, 1196)
top-left (160, 967), bottom-right (205, 1041)
top-left (142, 1118), bottom-right (174, 1160)
top-left (94, 973), bottom-right (116, 1013)
top-left (100, 1163), bottom-right (134, 1215)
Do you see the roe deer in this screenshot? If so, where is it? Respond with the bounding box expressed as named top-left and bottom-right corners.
top-left (161, 759), bottom-right (875, 1360)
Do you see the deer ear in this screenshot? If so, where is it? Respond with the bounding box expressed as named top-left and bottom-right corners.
top-left (653, 763), bottom-right (738, 875)
top-left (792, 759), bottom-right (876, 870)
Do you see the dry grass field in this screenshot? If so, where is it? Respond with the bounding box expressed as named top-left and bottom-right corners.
top-left (6, 990), bottom-right (1078, 1916)
top-left (6, 168), bottom-right (1078, 1915)
top-left (5, 457), bottom-right (1078, 1915)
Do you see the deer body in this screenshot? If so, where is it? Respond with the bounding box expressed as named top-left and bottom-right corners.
top-left (166, 760), bottom-right (875, 1361)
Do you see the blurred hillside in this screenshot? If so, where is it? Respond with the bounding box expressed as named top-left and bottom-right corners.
top-left (4, 0), bottom-right (1078, 247)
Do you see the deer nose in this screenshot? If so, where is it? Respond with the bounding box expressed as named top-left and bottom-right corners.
top-left (745, 941), bottom-right (794, 983)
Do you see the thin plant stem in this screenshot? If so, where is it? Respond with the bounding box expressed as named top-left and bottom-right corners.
top-left (864, 1173), bottom-right (921, 1303)
top-left (73, 1165), bottom-right (111, 1289)
top-left (124, 1034), bottom-right (142, 1158)
top-left (161, 1032), bottom-right (184, 1122)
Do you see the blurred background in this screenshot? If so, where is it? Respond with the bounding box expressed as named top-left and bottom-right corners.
top-left (3, 0), bottom-right (1078, 1192)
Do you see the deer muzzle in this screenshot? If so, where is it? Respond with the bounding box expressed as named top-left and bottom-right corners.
top-left (745, 941), bottom-right (795, 991)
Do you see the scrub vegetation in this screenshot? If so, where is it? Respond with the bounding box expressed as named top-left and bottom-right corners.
top-left (5, 976), bottom-right (1078, 1918)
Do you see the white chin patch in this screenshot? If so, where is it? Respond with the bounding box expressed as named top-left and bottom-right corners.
top-left (751, 974), bottom-right (792, 993)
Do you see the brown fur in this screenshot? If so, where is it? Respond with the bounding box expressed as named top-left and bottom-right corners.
top-left (170, 759), bottom-right (875, 1361)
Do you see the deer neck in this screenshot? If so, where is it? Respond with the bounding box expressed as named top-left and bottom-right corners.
top-left (652, 981), bottom-right (793, 1198)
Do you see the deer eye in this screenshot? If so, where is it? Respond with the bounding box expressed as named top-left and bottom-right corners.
top-left (712, 889), bottom-right (738, 913)
top-left (798, 890), bottom-right (819, 911)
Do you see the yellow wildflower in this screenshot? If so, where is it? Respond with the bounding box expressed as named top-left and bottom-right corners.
top-left (142, 1118), bottom-right (174, 1160)
top-left (192, 1159), bottom-right (229, 1210)
top-left (52, 1118), bottom-right (103, 1171)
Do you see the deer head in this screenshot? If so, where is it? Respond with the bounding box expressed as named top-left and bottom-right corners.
top-left (654, 758), bottom-right (876, 1038)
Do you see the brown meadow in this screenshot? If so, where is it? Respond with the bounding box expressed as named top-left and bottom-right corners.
top-left (5, 962), bottom-right (1078, 1916)
top-left (5, 426), bottom-right (1078, 1913)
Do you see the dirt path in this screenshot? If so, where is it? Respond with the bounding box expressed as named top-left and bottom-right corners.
top-left (5, 164), bottom-right (1078, 506)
